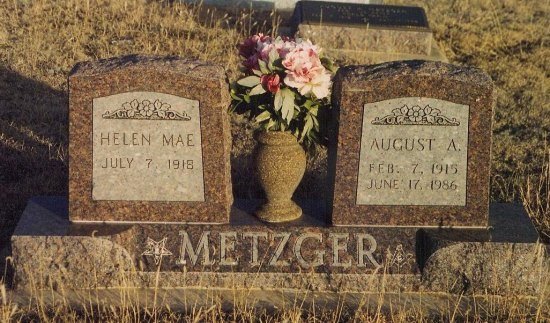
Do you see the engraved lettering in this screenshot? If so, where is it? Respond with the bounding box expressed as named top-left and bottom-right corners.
top-left (101, 132), bottom-right (110, 146)
top-left (368, 163), bottom-right (395, 173)
top-left (447, 139), bottom-right (459, 151)
top-left (93, 93), bottom-right (204, 202)
top-left (369, 138), bottom-right (434, 151)
top-left (243, 232), bottom-right (268, 266)
top-left (163, 134), bottom-right (194, 147)
top-left (269, 233), bottom-right (291, 266)
top-left (357, 98), bottom-right (469, 206)
top-left (100, 157), bottom-right (134, 169)
top-left (364, 179), bottom-right (399, 190)
top-left (329, 233), bottom-right (351, 268)
top-left (99, 132), bottom-right (150, 146)
top-left (176, 230), bottom-right (213, 266)
top-left (294, 233), bottom-right (324, 268)
top-left (220, 232), bottom-right (238, 266)
top-left (356, 233), bottom-right (381, 268)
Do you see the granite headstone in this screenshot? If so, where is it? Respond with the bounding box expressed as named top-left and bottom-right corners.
top-left (68, 55), bottom-right (233, 223)
top-left (328, 60), bottom-right (495, 227)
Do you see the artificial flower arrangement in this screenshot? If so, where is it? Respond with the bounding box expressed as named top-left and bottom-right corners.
top-left (230, 34), bottom-right (337, 149)
top-left (230, 34), bottom-right (337, 223)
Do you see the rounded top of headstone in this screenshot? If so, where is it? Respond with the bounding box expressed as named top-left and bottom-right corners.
top-left (335, 60), bottom-right (492, 88)
top-left (69, 55), bottom-right (226, 80)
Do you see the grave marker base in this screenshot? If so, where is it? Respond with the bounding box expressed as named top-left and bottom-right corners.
top-left (10, 197), bottom-right (549, 297)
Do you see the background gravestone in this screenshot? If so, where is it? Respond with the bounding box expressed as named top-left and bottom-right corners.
top-left (292, 2), bottom-right (447, 64)
top-left (328, 60), bottom-right (495, 227)
top-left (69, 55), bottom-right (232, 223)
top-left (181, 0), bottom-right (384, 11)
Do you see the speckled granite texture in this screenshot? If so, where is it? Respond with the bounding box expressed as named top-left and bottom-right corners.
top-left (68, 55), bottom-right (232, 223)
top-left (328, 60), bottom-right (495, 227)
top-left (11, 197), bottom-right (548, 296)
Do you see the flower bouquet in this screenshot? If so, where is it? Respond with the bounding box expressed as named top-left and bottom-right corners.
top-left (230, 34), bottom-right (336, 222)
top-left (230, 34), bottom-right (336, 148)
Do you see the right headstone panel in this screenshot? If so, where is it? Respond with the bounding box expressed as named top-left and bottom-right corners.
top-left (328, 61), bottom-right (495, 227)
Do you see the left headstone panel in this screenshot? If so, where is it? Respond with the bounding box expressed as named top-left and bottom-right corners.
top-left (69, 55), bottom-right (233, 223)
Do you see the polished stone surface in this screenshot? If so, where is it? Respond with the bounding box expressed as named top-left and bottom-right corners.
top-left (329, 61), bottom-right (495, 226)
top-left (180, 0), bottom-right (384, 11)
top-left (69, 55), bottom-right (232, 223)
top-left (92, 92), bottom-right (204, 202)
top-left (11, 197), bottom-right (548, 296)
top-left (357, 97), bottom-right (469, 206)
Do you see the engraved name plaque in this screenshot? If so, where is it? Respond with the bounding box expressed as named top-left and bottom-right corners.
top-left (357, 97), bottom-right (469, 206)
top-left (294, 1), bottom-right (430, 30)
top-left (92, 92), bottom-right (205, 201)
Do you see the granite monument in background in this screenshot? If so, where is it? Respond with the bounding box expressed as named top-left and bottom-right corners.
top-left (292, 1), bottom-right (447, 64)
top-left (181, 0), bottom-right (384, 12)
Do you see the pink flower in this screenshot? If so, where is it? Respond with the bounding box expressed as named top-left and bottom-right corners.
top-left (261, 74), bottom-right (281, 94)
top-left (270, 36), bottom-right (295, 59)
top-left (285, 67), bottom-right (331, 99)
top-left (238, 33), bottom-right (270, 58)
top-left (239, 33), bottom-right (274, 71)
top-left (257, 42), bottom-right (275, 61)
top-left (282, 41), bottom-right (331, 99)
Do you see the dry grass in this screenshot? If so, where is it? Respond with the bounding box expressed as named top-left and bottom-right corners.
top-left (0, 0), bottom-right (548, 320)
top-left (0, 274), bottom-right (547, 322)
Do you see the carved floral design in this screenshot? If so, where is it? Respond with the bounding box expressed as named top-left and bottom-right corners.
top-left (141, 237), bottom-right (173, 265)
top-left (102, 99), bottom-right (191, 121)
top-left (385, 244), bottom-right (414, 273)
top-left (372, 105), bottom-right (460, 126)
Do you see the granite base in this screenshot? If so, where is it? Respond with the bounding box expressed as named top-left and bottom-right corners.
top-left (10, 198), bottom-right (549, 298)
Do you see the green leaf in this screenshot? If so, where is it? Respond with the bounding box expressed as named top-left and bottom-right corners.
top-left (302, 115), bottom-right (314, 138)
top-left (243, 94), bottom-right (250, 103)
top-left (321, 56), bottom-right (338, 73)
top-left (252, 69), bottom-right (263, 76)
top-left (230, 91), bottom-right (242, 101)
top-left (281, 89), bottom-right (295, 124)
top-left (249, 84), bottom-right (266, 96)
top-left (274, 90), bottom-right (283, 111)
top-left (259, 60), bottom-right (271, 75)
top-left (268, 50), bottom-right (279, 70)
top-left (309, 106), bottom-right (318, 116)
top-left (267, 118), bottom-right (277, 130)
top-left (237, 76), bottom-right (260, 88)
top-left (255, 110), bottom-right (271, 123)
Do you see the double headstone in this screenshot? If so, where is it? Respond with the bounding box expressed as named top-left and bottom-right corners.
top-left (10, 56), bottom-right (547, 308)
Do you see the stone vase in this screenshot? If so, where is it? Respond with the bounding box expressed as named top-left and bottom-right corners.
top-left (255, 131), bottom-right (306, 223)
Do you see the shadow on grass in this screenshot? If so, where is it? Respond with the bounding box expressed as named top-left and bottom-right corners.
top-left (0, 67), bottom-right (68, 273)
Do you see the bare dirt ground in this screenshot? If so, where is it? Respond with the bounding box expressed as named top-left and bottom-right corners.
top-left (0, 0), bottom-right (548, 320)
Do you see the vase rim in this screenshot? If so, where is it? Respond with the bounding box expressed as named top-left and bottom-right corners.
top-left (255, 131), bottom-right (299, 146)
